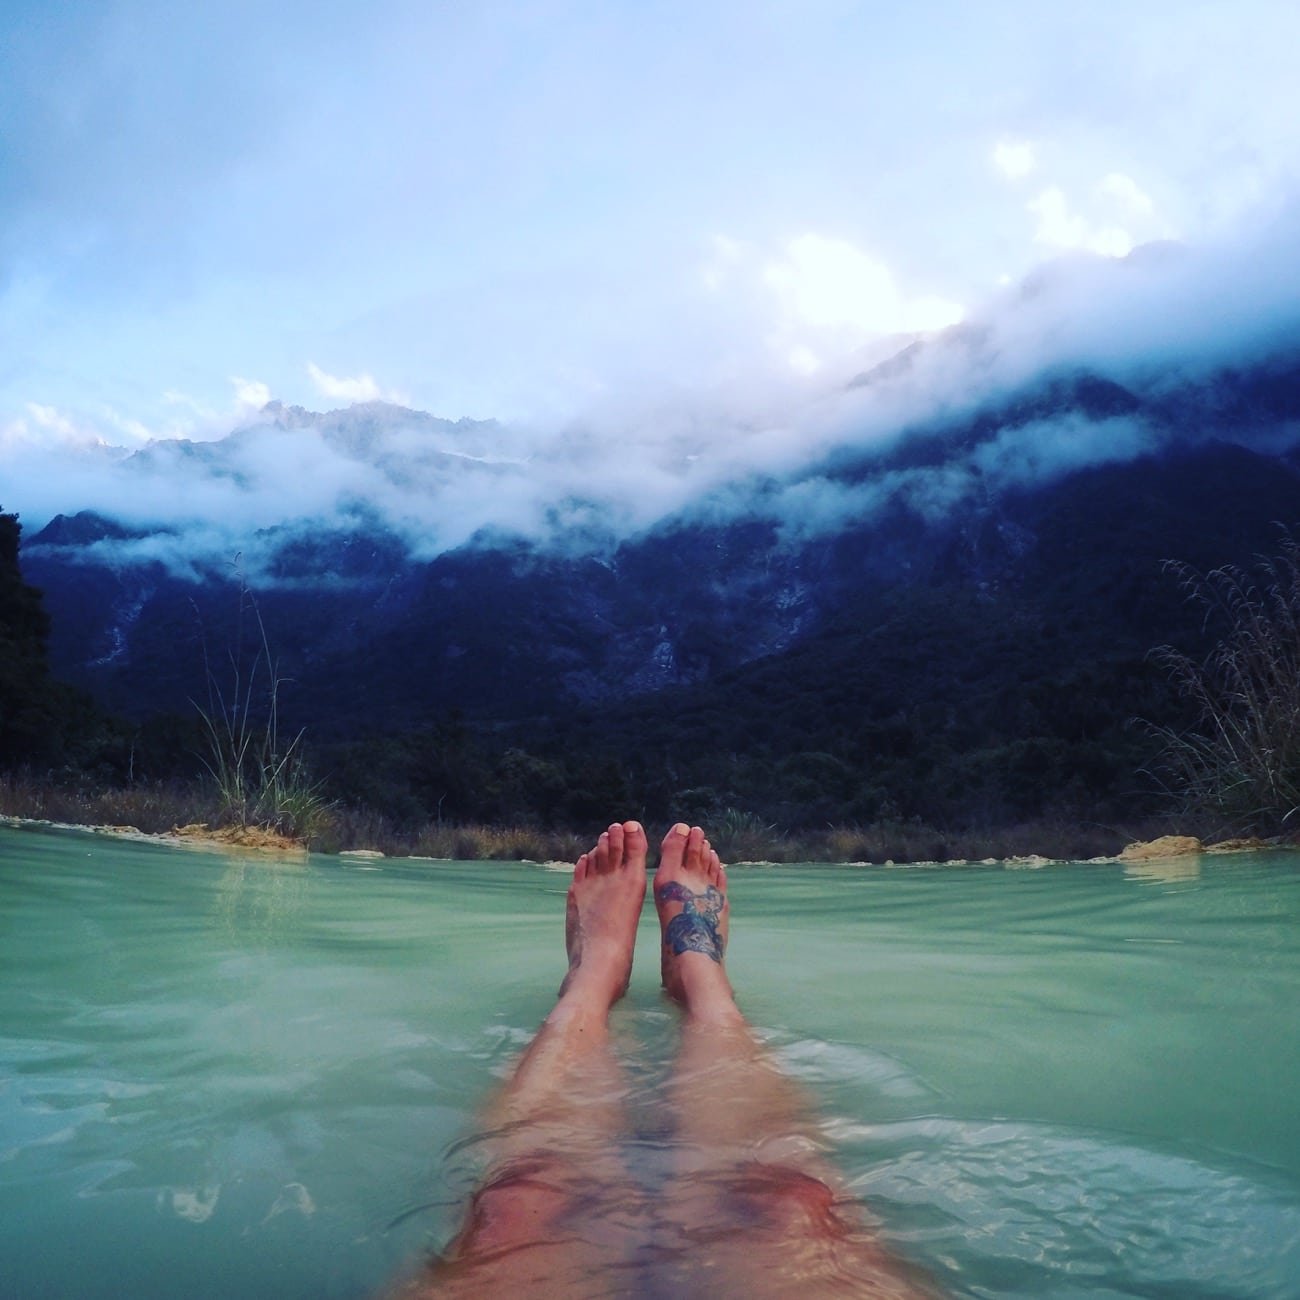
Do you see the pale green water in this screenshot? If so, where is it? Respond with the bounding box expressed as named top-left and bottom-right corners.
top-left (2, 825), bottom-right (1299, 1299)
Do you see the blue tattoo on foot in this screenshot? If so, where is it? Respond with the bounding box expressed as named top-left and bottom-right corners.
top-left (655, 881), bottom-right (726, 962)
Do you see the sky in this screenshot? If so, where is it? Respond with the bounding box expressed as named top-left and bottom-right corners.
top-left (3, 0), bottom-right (1300, 542)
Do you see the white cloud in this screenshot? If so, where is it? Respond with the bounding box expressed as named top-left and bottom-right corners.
top-left (5, 402), bottom-right (134, 452)
top-left (25, 402), bottom-right (83, 440)
top-left (993, 139), bottom-right (1036, 180)
top-left (102, 411), bottom-right (154, 445)
top-left (762, 234), bottom-right (964, 338)
top-left (1026, 170), bottom-right (1174, 260)
top-left (306, 363), bottom-right (387, 404)
top-left (232, 376), bottom-right (273, 411)
top-left (764, 235), bottom-right (898, 332)
top-left (0, 413), bottom-right (38, 454)
top-left (161, 385), bottom-right (283, 442)
top-left (2, 388), bottom-right (271, 459)
top-left (1100, 172), bottom-right (1155, 216)
top-left (1028, 187), bottom-right (1134, 257)
top-left (902, 294), bottom-right (968, 333)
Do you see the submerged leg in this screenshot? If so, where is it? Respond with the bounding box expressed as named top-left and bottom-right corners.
top-left (653, 823), bottom-right (939, 1299)
top-left (399, 821), bottom-right (649, 1299)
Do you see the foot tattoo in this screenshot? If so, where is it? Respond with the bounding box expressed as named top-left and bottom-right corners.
top-left (655, 881), bottom-right (726, 963)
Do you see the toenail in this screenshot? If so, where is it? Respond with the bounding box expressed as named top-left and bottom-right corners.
top-left (673, 823), bottom-right (689, 835)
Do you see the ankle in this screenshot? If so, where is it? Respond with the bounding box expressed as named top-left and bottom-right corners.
top-left (684, 995), bottom-right (745, 1029)
top-left (547, 986), bottom-right (612, 1030)
top-left (675, 958), bottom-right (740, 1022)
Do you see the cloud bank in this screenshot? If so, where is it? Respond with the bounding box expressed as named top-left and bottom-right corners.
top-left (10, 207), bottom-right (1300, 581)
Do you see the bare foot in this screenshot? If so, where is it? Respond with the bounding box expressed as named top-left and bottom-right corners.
top-left (653, 823), bottom-right (740, 1023)
top-left (557, 820), bottom-right (648, 1007)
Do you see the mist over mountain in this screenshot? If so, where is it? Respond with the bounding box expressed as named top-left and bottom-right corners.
top-left (12, 209), bottom-right (1300, 580)
top-left (13, 221), bottom-right (1300, 834)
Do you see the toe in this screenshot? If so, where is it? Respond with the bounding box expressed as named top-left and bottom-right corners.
top-left (574, 852), bottom-right (590, 884)
top-left (659, 823), bottom-right (689, 872)
top-left (606, 822), bottom-right (625, 871)
top-left (622, 820), bottom-right (648, 867)
top-left (685, 825), bottom-right (705, 871)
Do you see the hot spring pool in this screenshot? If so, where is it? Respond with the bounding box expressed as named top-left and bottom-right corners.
top-left (2, 824), bottom-right (1298, 1298)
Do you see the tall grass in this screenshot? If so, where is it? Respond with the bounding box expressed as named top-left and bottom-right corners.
top-left (0, 774), bottom-right (212, 833)
top-left (1145, 538), bottom-right (1300, 837)
top-left (192, 576), bottom-right (334, 845)
top-left (0, 768), bottom-right (1143, 861)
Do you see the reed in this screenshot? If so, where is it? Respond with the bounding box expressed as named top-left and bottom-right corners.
top-left (191, 577), bottom-right (334, 845)
top-left (1145, 537), bottom-right (1300, 837)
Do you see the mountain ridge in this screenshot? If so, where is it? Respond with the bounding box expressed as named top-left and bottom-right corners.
top-left (16, 292), bottom-right (1300, 830)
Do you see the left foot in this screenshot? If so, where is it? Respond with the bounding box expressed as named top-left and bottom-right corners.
top-left (558, 821), bottom-right (648, 1006)
top-left (654, 824), bottom-right (739, 1022)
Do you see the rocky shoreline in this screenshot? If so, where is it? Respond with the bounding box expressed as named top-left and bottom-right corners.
top-left (2, 816), bottom-right (1292, 868)
top-left (0, 815), bottom-right (307, 854)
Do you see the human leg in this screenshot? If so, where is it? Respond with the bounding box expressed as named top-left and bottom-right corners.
top-left (399, 821), bottom-right (649, 1299)
top-left (653, 823), bottom-right (939, 1299)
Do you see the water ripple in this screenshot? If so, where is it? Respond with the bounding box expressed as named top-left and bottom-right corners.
top-left (842, 1117), bottom-right (1300, 1298)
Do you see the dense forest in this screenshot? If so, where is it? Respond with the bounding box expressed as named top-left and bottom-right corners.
top-left (7, 435), bottom-right (1300, 861)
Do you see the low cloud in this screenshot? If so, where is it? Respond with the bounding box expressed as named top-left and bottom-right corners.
top-left (1029, 187), bottom-right (1135, 258)
top-left (1100, 172), bottom-right (1157, 219)
top-left (1026, 169), bottom-right (1173, 261)
top-left (10, 203), bottom-right (1300, 581)
top-left (761, 233), bottom-right (965, 341)
top-left (696, 231), bottom-right (966, 387)
top-left (305, 363), bottom-right (401, 405)
top-left (22, 403), bottom-right (92, 444)
top-left (232, 376), bottom-right (273, 411)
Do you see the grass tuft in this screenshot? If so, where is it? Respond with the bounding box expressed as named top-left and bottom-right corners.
top-left (1144, 536), bottom-right (1300, 837)
top-left (191, 576), bottom-right (335, 846)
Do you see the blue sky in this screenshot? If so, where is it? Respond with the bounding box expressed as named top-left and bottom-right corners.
top-left (2, 0), bottom-right (1298, 463)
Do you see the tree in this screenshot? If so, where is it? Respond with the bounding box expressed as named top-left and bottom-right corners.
top-left (0, 509), bottom-right (60, 766)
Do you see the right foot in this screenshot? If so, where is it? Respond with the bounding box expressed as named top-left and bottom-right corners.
top-left (653, 824), bottom-right (739, 1021)
top-left (558, 821), bottom-right (648, 1007)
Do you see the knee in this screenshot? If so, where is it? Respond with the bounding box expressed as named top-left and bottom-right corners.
top-left (459, 1160), bottom-right (574, 1252)
top-left (733, 1163), bottom-right (841, 1234)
